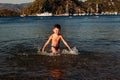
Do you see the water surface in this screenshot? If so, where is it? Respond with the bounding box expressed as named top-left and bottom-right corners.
top-left (0, 15), bottom-right (120, 80)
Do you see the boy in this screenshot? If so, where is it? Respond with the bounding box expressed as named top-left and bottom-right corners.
top-left (42, 24), bottom-right (72, 54)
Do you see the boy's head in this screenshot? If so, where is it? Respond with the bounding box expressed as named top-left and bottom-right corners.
top-left (53, 24), bottom-right (61, 34)
top-left (53, 24), bottom-right (61, 30)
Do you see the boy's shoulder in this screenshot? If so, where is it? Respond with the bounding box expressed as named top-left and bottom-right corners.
top-left (50, 34), bottom-right (54, 37)
top-left (51, 34), bottom-right (62, 37)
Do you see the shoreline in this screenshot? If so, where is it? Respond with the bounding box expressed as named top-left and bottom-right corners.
top-left (0, 14), bottom-right (120, 17)
top-left (21, 13), bottom-right (120, 17)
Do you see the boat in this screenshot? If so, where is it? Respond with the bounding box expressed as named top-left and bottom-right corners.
top-left (36, 12), bottom-right (52, 16)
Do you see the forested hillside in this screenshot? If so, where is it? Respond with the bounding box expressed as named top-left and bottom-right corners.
top-left (0, 9), bottom-right (20, 16)
top-left (22, 0), bottom-right (120, 16)
top-left (0, 0), bottom-right (120, 16)
top-left (22, 0), bottom-right (84, 15)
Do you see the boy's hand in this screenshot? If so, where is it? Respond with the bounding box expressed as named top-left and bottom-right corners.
top-left (41, 48), bottom-right (45, 53)
top-left (42, 50), bottom-right (44, 53)
top-left (70, 50), bottom-right (73, 53)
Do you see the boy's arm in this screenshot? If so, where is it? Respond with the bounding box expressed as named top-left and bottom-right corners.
top-left (42, 35), bottom-right (52, 52)
top-left (60, 35), bottom-right (72, 51)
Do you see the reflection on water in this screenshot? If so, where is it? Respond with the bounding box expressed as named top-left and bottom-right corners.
top-left (3, 51), bottom-right (79, 79)
top-left (49, 69), bottom-right (63, 79)
top-left (1, 50), bottom-right (119, 80)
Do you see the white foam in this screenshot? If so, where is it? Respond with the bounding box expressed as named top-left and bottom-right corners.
top-left (37, 47), bottom-right (79, 56)
top-left (62, 47), bottom-right (79, 55)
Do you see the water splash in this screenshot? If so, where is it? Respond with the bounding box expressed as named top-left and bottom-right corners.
top-left (38, 47), bottom-right (79, 56)
top-left (62, 47), bottom-right (79, 55)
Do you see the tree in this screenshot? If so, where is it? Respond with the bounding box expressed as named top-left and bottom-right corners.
top-left (0, 9), bottom-right (20, 16)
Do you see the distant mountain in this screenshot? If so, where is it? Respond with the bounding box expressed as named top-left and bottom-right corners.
top-left (0, 3), bottom-right (32, 11)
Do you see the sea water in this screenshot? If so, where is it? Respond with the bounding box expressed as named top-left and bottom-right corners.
top-left (0, 15), bottom-right (120, 54)
top-left (38, 47), bottom-right (79, 56)
top-left (0, 15), bottom-right (120, 79)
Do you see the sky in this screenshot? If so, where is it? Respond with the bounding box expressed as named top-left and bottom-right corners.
top-left (0, 0), bottom-right (35, 4)
top-left (0, 0), bottom-right (86, 4)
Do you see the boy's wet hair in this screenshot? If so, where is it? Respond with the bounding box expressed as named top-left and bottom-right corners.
top-left (54, 24), bottom-right (61, 30)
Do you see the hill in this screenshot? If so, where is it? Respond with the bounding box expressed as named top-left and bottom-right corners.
top-left (22, 0), bottom-right (85, 16)
top-left (0, 3), bottom-right (31, 11)
top-left (0, 9), bottom-right (20, 16)
top-left (22, 0), bottom-right (120, 16)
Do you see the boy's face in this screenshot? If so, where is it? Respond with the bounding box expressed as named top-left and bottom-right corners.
top-left (53, 28), bottom-right (60, 34)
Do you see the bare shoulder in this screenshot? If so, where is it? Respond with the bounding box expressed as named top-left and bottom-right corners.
top-left (59, 34), bottom-right (64, 38)
top-left (49, 34), bottom-right (54, 39)
top-left (50, 34), bottom-right (53, 37)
